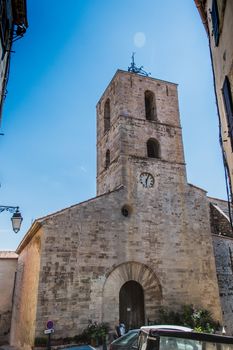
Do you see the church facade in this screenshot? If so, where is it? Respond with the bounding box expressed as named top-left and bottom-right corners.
top-left (5, 70), bottom-right (233, 348)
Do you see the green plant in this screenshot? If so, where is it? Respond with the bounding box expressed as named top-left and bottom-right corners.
top-left (157, 305), bottom-right (220, 333)
top-left (82, 320), bottom-right (110, 343)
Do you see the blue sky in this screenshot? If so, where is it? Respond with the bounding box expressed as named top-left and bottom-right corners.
top-left (0, 0), bottom-right (226, 250)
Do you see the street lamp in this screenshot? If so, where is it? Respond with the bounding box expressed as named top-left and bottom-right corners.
top-left (0, 206), bottom-right (23, 233)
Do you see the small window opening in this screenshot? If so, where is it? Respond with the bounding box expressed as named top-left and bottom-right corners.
top-left (121, 205), bottom-right (132, 217)
top-left (211, 0), bottom-right (220, 46)
top-left (222, 76), bottom-right (233, 151)
top-left (104, 99), bottom-right (110, 132)
top-left (105, 149), bottom-right (110, 169)
top-left (145, 90), bottom-right (156, 121)
top-left (147, 138), bottom-right (160, 158)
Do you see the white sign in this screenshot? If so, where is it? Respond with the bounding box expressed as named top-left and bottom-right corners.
top-left (44, 329), bottom-right (54, 334)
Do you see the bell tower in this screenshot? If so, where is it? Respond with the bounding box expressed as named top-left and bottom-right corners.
top-left (96, 69), bottom-right (187, 196)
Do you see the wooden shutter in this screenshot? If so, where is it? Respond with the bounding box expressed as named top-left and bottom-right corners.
top-left (222, 76), bottom-right (233, 151)
top-left (211, 0), bottom-right (220, 46)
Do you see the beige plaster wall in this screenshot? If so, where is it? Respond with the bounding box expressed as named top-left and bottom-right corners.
top-left (0, 252), bottom-right (18, 344)
top-left (10, 228), bottom-right (43, 349)
top-left (204, 0), bottom-right (233, 192)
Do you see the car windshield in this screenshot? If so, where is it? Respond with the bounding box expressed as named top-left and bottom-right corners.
top-left (113, 331), bottom-right (138, 345)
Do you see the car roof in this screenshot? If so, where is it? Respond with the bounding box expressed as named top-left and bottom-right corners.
top-left (140, 325), bottom-right (192, 333)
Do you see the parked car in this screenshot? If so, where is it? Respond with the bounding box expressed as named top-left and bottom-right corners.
top-left (138, 325), bottom-right (192, 350)
top-left (138, 328), bottom-right (233, 350)
top-left (110, 329), bottom-right (139, 350)
top-left (110, 325), bottom-right (192, 350)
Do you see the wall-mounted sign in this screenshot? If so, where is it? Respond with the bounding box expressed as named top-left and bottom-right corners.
top-left (47, 320), bottom-right (54, 329)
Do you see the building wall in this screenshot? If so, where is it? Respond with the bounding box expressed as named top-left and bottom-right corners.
top-left (202, 0), bottom-right (233, 324)
top-left (0, 252), bottom-right (18, 344)
top-left (10, 228), bottom-right (43, 349)
top-left (29, 180), bottom-right (223, 341)
top-left (200, 0), bottom-right (233, 193)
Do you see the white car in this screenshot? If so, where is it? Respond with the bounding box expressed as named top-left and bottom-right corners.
top-left (138, 325), bottom-right (193, 350)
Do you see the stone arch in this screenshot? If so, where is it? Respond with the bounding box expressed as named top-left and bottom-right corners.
top-left (102, 261), bottom-right (162, 328)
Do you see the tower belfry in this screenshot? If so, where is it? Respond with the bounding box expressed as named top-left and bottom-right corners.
top-left (96, 69), bottom-right (186, 197)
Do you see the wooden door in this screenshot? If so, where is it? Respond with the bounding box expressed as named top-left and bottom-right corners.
top-left (119, 280), bottom-right (145, 330)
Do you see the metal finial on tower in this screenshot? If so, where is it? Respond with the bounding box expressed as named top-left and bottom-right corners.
top-left (128, 52), bottom-right (150, 77)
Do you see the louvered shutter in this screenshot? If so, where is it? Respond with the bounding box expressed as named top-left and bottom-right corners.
top-left (222, 76), bottom-right (233, 151)
top-left (211, 0), bottom-right (220, 46)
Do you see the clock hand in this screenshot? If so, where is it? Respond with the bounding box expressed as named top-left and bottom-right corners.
top-left (146, 174), bottom-right (149, 186)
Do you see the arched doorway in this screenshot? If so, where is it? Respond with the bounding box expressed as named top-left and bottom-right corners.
top-left (102, 261), bottom-right (162, 329)
top-left (119, 280), bottom-right (145, 330)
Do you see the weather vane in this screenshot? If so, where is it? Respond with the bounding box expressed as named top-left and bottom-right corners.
top-left (128, 52), bottom-right (150, 77)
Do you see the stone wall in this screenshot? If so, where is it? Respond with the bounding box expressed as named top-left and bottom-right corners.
top-left (32, 181), bottom-right (222, 340)
top-left (0, 252), bottom-right (18, 345)
top-left (212, 235), bottom-right (233, 334)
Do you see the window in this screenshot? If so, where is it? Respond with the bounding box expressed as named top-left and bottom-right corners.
top-left (147, 138), bottom-right (160, 158)
top-left (121, 205), bottom-right (132, 217)
top-left (222, 76), bottom-right (233, 151)
top-left (105, 149), bottom-right (110, 168)
top-left (104, 98), bottom-right (110, 132)
top-left (145, 90), bottom-right (156, 121)
top-left (211, 0), bottom-right (220, 46)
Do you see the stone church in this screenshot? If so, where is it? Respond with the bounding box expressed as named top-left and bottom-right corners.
top-left (1, 69), bottom-right (233, 348)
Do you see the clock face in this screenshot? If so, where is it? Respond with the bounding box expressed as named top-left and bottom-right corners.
top-left (139, 172), bottom-right (154, 188)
